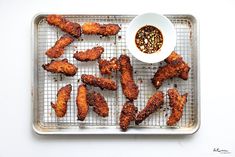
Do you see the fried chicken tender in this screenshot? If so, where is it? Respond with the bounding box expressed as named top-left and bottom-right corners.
top-left (119, 102), bottom-right (138, 131)
top-left (119, 55), bottom-right (139, 100)
top-left (73, 46), bottom-right (104, 61)
top-left (82, 22), bottom-right (121, 36)
top-left (76, 84), bottom-right (89, 121)
top-left (51, 84), bottom-right (72, 117)
top-left (81, 74), bottom-right (117, 90)
top-left (152, 51), bottom-right (190, 89)
top-left (165, 51), bottom-right (190, 80)
top-left (46, 15), bottom-right (81, 38)
top-left (167, 88), bottom-right (188, 126)
top-left (87, 91), bottom-right (109, 117)
top-left (98, 57), bottom-right (120, 75)
top-left (135, 91), bottom-right (164, 125)
top-left (42, 59), bottom-right (78, 76)
top-left (45, 34), bottom-right (74, 58)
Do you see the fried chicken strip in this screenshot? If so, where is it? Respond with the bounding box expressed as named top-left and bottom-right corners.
top-left (165, 51), bottom-right (190, 80)
top-left (45, 34), bottom-right (74, 58)
top-left (167, 88), bottom-right (188, 126)
top-left (76, 84), bottom-right (89, 121)
top-left (51, 84), bottom-right (72, 117)
top-left (42, 59), bottom-right (78, 76)
top-left (81, 74), bottom-right (117, 90)
top-left (119, 101), bottom-right (138, 131)
top-left (152, 51), bottom-right (190, 89)
top-left (46, 15), bottom-right (81, 38)
top-left (73, 46), bottom-right (104, 61)
top-left (82, 22), bottom-right (121, 36)
top-left (119, 54), bottom-right (139, 100)
top-left (98, 57), bottom-right (120, 75)
top-left (87, 91), bottom-right (109, 117)
top-left (135, 91), bottom-right (164, 125)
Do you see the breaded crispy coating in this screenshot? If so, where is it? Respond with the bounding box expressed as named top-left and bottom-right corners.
top-left (82, 22), bottom-right (121, 36)
top-left (76, 84), bottom-right (89, 121)
top-left (46, 15), bottom-right (81, 38)
top-left (135, 91), bottom-right (164, 125)
top-left (165, 51), bottom-right (190, 80)
top-left (119, 102), bottom-right (138, 131)
top-left (152, 51), bottom-right (190, 89)
top-left (167, 88), bottom-right (188, 126)
top-left (42, 59), bottom-right (78, 76)
top-left (81, 74), bottom-right (117, 90)
top-left (87, 91), bottom-right (109, 117)
top-left (98, 57), bottom-right (120, 75)
top-left (51, 84), bottom-right (72, 117)
top-left (119, 55), bottom-right (139, 100)
top-left (73, 46), bottom-right (104, 61)
top-left (45, 34), bottom-right (74, 58)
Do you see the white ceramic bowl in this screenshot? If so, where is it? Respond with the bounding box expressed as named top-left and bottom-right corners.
top-left (126, 13), bottom-right (176, 63)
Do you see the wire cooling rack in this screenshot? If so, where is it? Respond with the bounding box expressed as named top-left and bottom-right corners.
top-left (34, 15), bottom-right (199, 133)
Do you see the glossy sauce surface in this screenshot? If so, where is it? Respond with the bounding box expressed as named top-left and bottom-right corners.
top-left (135, 25), bottom-right (163, 54)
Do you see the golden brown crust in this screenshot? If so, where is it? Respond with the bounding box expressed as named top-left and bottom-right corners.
top-left (42, 59), bottom-right (78, 76)
top-left (51, 84), bottom-right (72, 117)
top-left (152, 51), bottom-right (190, 89)
top-left (164, 51), bottom-right (190, 80)
top-left (98, 57), bottom-right (120, 75)
top-left (119, 55), bottom-right (139, 100)
top-left (45, 34), bottom-right (74, 58)
top-left (87, 91), bottom-right (109, 117)
top-left (164, 51), bottom-right (183, 64)
top-left (46, 15), bottom-right (81, 38)
top-left (76, 84), bottom-right (89, 121)
top-left (82, 22), bottom-right (120, 36)
top-left (167, 88), bottom-right (188, 126)
top-left (119, 102), bottom-right (138, 131)
top-left (73, 46), bottom-right (104, 61)
top-left (135, 91), bottom-right (164, 125)
top-left (81, 74), bottom-right (117, 90)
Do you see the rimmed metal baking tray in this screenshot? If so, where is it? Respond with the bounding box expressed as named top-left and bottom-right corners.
top-left (32, 14), bottom-right (200, 135)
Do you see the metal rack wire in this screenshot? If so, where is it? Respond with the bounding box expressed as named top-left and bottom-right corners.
top-left (37, 15), bottom-right (197, 129)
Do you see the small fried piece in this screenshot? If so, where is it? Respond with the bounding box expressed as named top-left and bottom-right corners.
top-left (119, 101), bottom-right (138, 131)
top-left (87, 91), bottom-right (109, 117)
top-left (51, 84), bottom-right (72, 117)
top-left (152, 51), bottom-right (190, 89)
top-left (81, 74), bottom-right (117, 90)
top-left (164, 51), bottom-right (190, 80)
top-left (76, 84), bottom-right (89, 121)
top-left (167, 88), bottom-right (188, 126)
top-left (98, 57), bottom-right (120, 75)
top-left (119, 54), bottom-right (139, 100)
top-left (45, 34), bottom-right (74, 58)
top-left (73, 46), bottom-right (104, 61)
top-left (82, 22), bottom-right (121, 36)
top-left (135, 91), bottom-right (164, 125)
top-left (46, 15), bottom-right (81, 38)
top-left (42, 59), bottom-right (78, 76)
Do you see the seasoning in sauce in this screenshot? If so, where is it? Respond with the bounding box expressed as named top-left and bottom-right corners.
top-left (135, 25), bottom-right (163, 54)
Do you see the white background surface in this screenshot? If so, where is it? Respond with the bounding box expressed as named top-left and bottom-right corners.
top-left (0, 0), bottom-right (234, 156)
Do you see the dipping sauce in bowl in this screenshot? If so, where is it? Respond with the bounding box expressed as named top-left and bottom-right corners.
top-left (126, 13), bottom-right (176, 63)
top-left (135, 25), bottom-right (163, 54)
